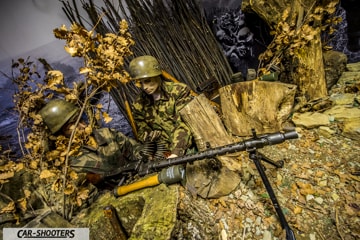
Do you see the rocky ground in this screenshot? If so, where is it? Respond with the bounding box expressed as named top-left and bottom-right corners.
top-left (172, 61), bottom-right (360, 240)
top-left (174, 127), bottom-right (360, 240)
top-left (1, 124), bottom-right (358, 240)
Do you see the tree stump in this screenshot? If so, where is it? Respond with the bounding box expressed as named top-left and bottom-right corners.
top-left (179, 94), bottom-right (241, 198)
top-left (242, 0), bottom-right (329, 101)
top-left (219, 80), bottom-right (297, 136)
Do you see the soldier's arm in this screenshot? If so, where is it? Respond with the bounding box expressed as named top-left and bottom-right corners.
top-left (131, 101), bottom-right (152, 141)
top-left (169, 84), bottom-right (194, 156)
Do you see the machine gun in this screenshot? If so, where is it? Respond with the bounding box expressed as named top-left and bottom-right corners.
top-left (112, 129), bottom-right (298, 194)
top-left (112, 129), bottom-right (298, 240)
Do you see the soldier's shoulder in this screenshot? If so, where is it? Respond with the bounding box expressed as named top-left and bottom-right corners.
top-left (164, 80), bottom-right (188, 91)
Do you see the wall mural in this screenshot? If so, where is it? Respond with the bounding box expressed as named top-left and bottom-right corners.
top-left (203, 0), bottom-right (360, 77)
top-left (211, 10), bottom-right (255, 76)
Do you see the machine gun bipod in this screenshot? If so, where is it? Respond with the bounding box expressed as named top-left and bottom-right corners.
top-left (247, 129), bottom-right (296, 240)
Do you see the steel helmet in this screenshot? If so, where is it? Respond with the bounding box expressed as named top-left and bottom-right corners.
top-left (129, 55), bottom-right (162, 79)
top-left (39, 99), bottom-right (79, 134)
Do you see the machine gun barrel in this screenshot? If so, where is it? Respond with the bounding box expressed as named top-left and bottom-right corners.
top-left (138, 130), bottom-right (298, 176)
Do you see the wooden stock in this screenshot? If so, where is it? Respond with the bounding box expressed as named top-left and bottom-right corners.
top-left (114, 174), bottom-right (161, 196)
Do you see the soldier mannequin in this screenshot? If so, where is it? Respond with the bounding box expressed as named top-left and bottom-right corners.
top-left (39, 99), bottom-right (146, 178)
top-left (129, 55), bottom-right (195, 158)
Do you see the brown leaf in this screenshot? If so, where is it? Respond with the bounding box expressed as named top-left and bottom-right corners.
top-left (40, 169), bottom-right (56, 179)
top-left (0, 201), bottom-right (15, 214)
top-left (47, 70), bottom-right (64, 86)
top-left (76, 188), bottom-right (90, 206)
top-left (296, 182), bottom-right (315, 195)
top-left (64, 183), bottom-right (75, 195)
top-left (0, 171), bottom-right (14, 180)
top-left (102, 112), bottom-right (113, 123)
top-left (17, 198), bottom-right (27, 213)
top-left (69, 170), bottom-right (78, 180)
top-left (293, 206), bottom-right (302, 214)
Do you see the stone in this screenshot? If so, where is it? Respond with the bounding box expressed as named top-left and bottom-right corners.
top-left (338, 71), bottom-right (360, 85)
top-left (341, 118), bottom-right (360, 141)
top-left (185, 159), bottom-right (241, 199)
top-left (318, 126), bottom-right (336, 138)
top-left (71, 184), bottom-right (179, 240)
top-left (346, 62), bottom-right (360, 72)
top-left (314, 197), bottom-right (324, 205)
top-left (330, 93), bottom-right (356, 105)
top-left (292, 112), bottom-right (330, 129)
top-left (324, 105), bottom-right (360, 121)
top-left (323, 50), bottom-right (347, 90)
top-left (262, 230), bottom-right (272, 240)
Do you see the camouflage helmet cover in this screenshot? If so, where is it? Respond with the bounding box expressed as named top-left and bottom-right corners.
top-left (129, 55), bottom-right (162, 79)
top-left (39, 99), bottom-right (79, 134)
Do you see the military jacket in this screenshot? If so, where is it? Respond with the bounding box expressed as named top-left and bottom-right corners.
top-left (132, 80), bottom-right (193, 156)
top-left (71, 128), bottom-right (141, 176)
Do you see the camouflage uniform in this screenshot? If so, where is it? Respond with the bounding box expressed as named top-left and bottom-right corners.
top-left (132, 80), bottom-right (193, 156)
top-left (70, 128), bottom-right (142, 176)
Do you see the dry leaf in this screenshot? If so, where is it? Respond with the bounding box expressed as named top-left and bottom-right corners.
top-left (76, 188), bottom-right (90, 206)
top-left (69, 170), bottom-right (78, 180)
top-left (0, 201), bottom-right (15, 214)
top-left (47, 70), bottom-right (64, 86)
top-left (17, 198), bottom-right (27, 212)
top-left (102, 112), bottom-right (113, 123)
top-left (293, 206), bottom-right (303, 214)
top-left (296, 182), bottom-right (316, 195)
top-left (86, 136), bottom-right (98, 149)
top-left (24, 189), bottom-right (32, 199)
top-left (40, 169), bottom-right (56, 179)
top-left (0, 171), bottom-right (14, 180)
top-left (64, 183), bottom-right (75, 195)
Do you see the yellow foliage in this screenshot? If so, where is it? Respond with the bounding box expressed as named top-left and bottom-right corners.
top-left (76, 188), bottom-right (90, 206)
top-left (17, 198), bottom-right (27, 213)
top-left (29, 160), bottom-right (39, 169)
top-left (64, 182), bottom-right (75, 195)
top-left (69, 170), bottom-right (78, 180)
top-left (86, 136), bottom-right (98, 149)
top-left (51, 178), bottom-right (62, 192)
top-left (9, 19), bottom-right (133, 212)
top-left (0, 171), bottom-right (14, 180)
top-left (40, 169), bottom-right (56, 179)
top-left (24, 189), bottom-right (32, 199)
top-left (102, 112), bottom-right (113, 123)
top-left (47, 70), bottom-right (64, 86)
top-left (0, 201), bottom-right (16, 214)
top-left (258, 1), bottom-right (342, 73)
